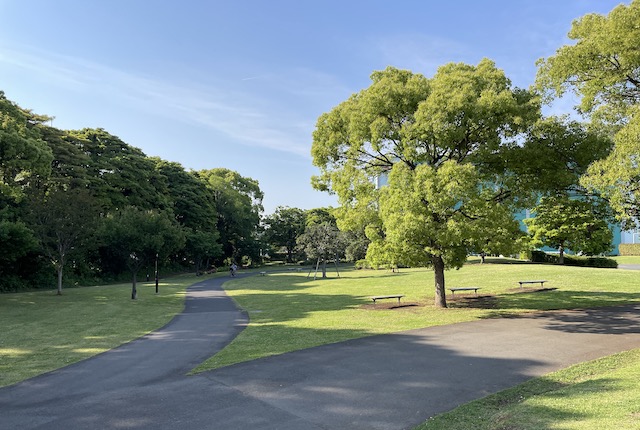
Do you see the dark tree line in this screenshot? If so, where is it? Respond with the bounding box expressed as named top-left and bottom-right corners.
top-left (0, 91), bottom-right (263, 295)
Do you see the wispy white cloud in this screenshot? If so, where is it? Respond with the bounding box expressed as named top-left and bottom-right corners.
top-left (0, 44), bottom-right (339, 158)
top-left (370, 33), bottom-right (475, 76)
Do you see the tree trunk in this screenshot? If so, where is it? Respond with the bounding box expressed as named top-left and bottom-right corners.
top-left (558, 245), bottom-right (565, 265)
top-left (56, 265), bottom-right (63, 295)
top-left (195, 258), bottom-right (201, 276)
top-left (321, 257), bottom-right (327, 278)
top-left (433, 255), bottom-right (447, 308)
top-left (131, 272), bottom-right (138, 300)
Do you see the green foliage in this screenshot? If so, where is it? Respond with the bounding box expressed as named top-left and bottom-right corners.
top-left (535, 1), bottom-right (640, 118)
top-left (27, 188), bottom-right (102, 294)
top-left (304, 207), bottom-right (336, 227)
top-left (0, 91), bottom-right (53, 200)
top-left (263, 206), bottom-right (307, 263)
top-left (197, 168), bottom-right (264, 264)
top-left (617, 243), bottom-right (640, 256)
top-left (581, 109), bottom-right (640, 227)
top-left (100, 207), bottom-right (186, 299)
top-left (525, 195), bottom-right (613, 262)
top-left (529, 250), bottom-right (617, 268)
top-left (0, 90), bottom-right (269, 287)
top-left (513, 116), bottom-right (613, 197)
top-left (67, 128), bottom-right (170, 211)
top-left (353, 259), bottom-right (371, 270)
top-left (312, 60), bottom-right (542, 307)
top-left (536, 1), bottom-right (640, 225)
top-left (297, 223), bottom-right (346, 278)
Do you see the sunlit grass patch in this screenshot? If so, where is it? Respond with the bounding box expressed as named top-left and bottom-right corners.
top-left (0, 273), bottom-right (208, 387)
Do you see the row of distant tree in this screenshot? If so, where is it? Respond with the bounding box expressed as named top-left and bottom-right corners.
top-left (0, 91), bottom-right (351, 296)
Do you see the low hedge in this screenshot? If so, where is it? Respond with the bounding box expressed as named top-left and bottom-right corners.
top-left (618, 243), bottom-right (640, 256)
top-left (529, 250), bottom-right (618, 268)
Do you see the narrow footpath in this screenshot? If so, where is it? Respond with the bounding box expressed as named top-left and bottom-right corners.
top-left (2, 274), bottom-right (640, 430)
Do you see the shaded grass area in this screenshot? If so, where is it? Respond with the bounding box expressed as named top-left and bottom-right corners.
top-left (415, 348), bottom-right (640, 430)
top-left (194, 262), bottom-right (640, 372)
top-left (0, 273), bottom-right (215, 387)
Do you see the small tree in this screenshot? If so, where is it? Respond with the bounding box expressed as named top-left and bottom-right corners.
top-left (297, 223), bottom-right (345, 279)
top-left (263, 206), bottom-right (306, 263)
top-left (28, 188), bottom-right (100, 295)
top-left (101, 207), bottom-right (185, 299)
top-left (524, 196), bottom-right (613, 263)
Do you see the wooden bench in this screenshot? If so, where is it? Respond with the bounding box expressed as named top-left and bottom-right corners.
top-left (518, 280), bottom-right (547, 289)
top-left (371, 294), bottom-right (404, 304)
top-left (449, 287), bottom-right (481, 297)
top-left (259, 271), bottom-right (266, 276)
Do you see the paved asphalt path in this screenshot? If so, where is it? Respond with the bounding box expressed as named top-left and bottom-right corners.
top-left (2, 275), bottom-right (640, 430)
top-left (619, 264), bottom-right (640, 270)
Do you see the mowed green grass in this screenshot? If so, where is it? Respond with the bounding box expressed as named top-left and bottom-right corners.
top-left (613, 255), bottom-right (640, 265)
top-left (194, 262), bottom-right (640, 372)
top-left (0, 273), bottom-right (214, 387)
top-left (415, 348), bottom-right (640, 430)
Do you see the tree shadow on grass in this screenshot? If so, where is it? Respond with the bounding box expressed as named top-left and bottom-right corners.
top-left (231, 292), bottom-right (366, 324)
top-left (497, 290), bottom-right (640, 312)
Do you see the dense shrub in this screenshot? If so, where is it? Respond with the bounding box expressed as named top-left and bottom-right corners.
top-left (354, 259), bottom-right (372, 270)
top-left (618, 244), bottom-right (640, 256)
top-left (529, 250), bottom-right (547, 263)
top-left (528, 250), bottom-right (617, 268)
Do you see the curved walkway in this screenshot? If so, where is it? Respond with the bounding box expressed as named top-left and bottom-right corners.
top-left (2, 275), bottom-right (640, 429)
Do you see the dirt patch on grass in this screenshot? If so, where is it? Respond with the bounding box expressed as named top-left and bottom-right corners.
top-left (506, 287), bottom-right (558, 293)
top-left (360, 302), bottom-right (422, 310)
top-left (450, 295), bottom-right (499, 309)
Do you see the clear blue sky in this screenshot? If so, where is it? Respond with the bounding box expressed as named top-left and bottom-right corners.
top-left (0, 0), bottom-right (627, 213)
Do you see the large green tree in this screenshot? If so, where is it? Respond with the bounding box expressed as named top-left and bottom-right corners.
top-left (263, 206), bottom-right (306, 263)
top-left (197, 168), bottom-right (263, 265)
top-left (525, 196), bottom-right (613, 263)
top-left (536, 1), bottom-right (640, 225)
top-left (28, 188), bottom-right (101, 295)
top-left (312, 61), bottom-right (541, 307)
top-left (154, 160), bottom-right (221, 273)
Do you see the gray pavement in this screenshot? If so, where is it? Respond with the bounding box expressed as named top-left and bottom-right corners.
top-left (619, 264), bottom-right (640, 270)
top-left (2, 274), bottom-right (640, 429)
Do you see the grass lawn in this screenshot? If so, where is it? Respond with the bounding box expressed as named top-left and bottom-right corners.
top-left (415, 348), bottom-right (640, 430)
top-left (0, 273), bottom-right (216, 387)
top-left (613, 255), bottom-right (640, 265)
top-left (193, 261), bottom-right (640, 372)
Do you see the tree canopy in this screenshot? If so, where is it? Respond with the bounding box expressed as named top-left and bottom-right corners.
top-left (263, 206), bottom-right (307, 263)
top-left (525, 195), bottom-right (613, 263)
top-left (536, 0), bottom-right (640, 226)
top-left (0, 92), bottom-right (265, 292)
top-left (312, 60), bottom-right (542, 307)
